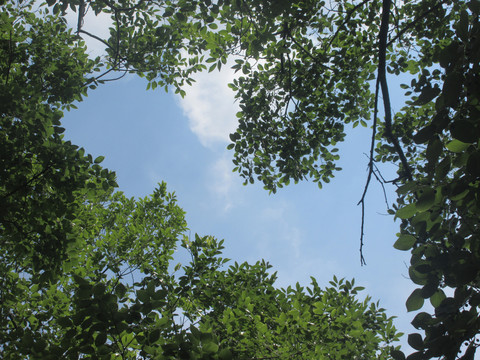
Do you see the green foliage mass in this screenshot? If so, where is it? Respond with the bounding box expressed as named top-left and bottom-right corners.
top-left (1, 185), bottom-right (401, 358)
top-left (0, 0), bottom-right (401, 359)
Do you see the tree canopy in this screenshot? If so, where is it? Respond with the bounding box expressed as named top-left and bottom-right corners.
top-left (1, 0), bottom-right (479, 358)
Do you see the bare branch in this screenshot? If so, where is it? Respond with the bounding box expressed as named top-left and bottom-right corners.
top-left (79, 29), bottom-right (113, 50)
top-left (76, 0), bottom-right (86, 35)
top-left (357, 76), bottom-right (379, 266)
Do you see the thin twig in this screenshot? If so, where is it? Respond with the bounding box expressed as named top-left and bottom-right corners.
top-left (372, 168), bottom-right (389, 208)
top-left (372, 162), bottom-right (389, 208)
top-left (357, 76), bottom-right (379, 266)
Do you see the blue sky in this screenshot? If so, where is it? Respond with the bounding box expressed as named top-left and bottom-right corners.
top-left (61, 8), bottom-right (422, 351)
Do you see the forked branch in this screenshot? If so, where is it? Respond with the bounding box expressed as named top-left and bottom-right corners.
top-left (358, 0), bottom-right (413, 265)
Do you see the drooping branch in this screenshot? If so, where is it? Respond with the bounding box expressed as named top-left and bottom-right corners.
top-left (357, 0), bottom-right (414, 265)
top-left (357, 77), bottom-right (380, 266)
top-left (378, 0), bottom-right (413, 182)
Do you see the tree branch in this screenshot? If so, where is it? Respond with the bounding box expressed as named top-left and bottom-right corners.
top-left (79, 29), bottom-right (114, 51)
top-left (378, 0), bottom-right (412, 181)
top-left (357, 76), bottom-right (379, 266)
top-left (76, 0), bottom-right (86, 35)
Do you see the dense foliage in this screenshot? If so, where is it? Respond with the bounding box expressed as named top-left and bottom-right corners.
top-left (1, 185), bottom-right (400, 358)
top-left (0, 0), bottom-right (402, 359)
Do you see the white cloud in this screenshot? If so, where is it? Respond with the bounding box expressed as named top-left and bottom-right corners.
top-left (177, 63), bottom-right (239, 148)
top-left (207, 153), bottom-right (239, 212)
top-left (259, 202), bottom-right (304, 260)
top-left (285, 226), bottom-right (302, 259)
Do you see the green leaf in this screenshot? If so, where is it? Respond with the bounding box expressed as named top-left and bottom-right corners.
top-left (93, 282), bottom-right (106, 297)
top-left (408, 333), bottom-right (424, 351)
top-left (425, 138), bottom-right (442, 165)
top-left (394, 234), bottom-right (416, 251)
top-left (411, 312), bottom-right (432, 330)
top-left (446, 139), bottom-right (470, 153)
top-left (94, 156), bottom-right (105, 164)
top-left (430, 290), bottom-right (446, 308)
top-left (391, 349), bottom-right (406, 360)
top-left (467, 151), bottom-right (480, 177)
top-left (450, 120), bottom-right (477, 143)
top-left (396, 204), bottom-right (417, 219)
top-left (456, 10), bottom-right (469, 41)
top-left (413, 125), bottom-right (434, 144)
top-left (95, 332), bottom-right (107, 346)
top-left (468, 0), bottom-right (480, 14)
top-left (149, 329), bottom-right (160, 343)
top-left (218, 348), bottom-right (233, 360)
top-left (203, 341), bottom-right (219, 354)
top-left (163, 7), bottom-right (174, 17)
top-left (115, 283), bottom-right (127, 298)
top-left (406, 289), bottom-right (424, 312)
top-left (413, 86), bottom-right (440, 106)
top-left (416, 188), bottom-right (436, 212)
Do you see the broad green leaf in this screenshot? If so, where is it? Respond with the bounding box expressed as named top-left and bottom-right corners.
top-left (391, 349), bottom-right (406, 360)
top-left (430, 290), bottom-right (446, 308)
top-left (95, 333), bottom-right (107, 346)
top-left (408, 333), bottom-right (424, 351)
top-left (396, 204), bottom-right (417, 219)
top-left (218, 348), bottom-right (233, 360)
top-left (94, 156), bottom-right (105, 164)
top-left (203, 341), bottom-right (219, 354)
top-left (450, 120), bottom-right (477, 143)
top-left (416, 188), bottom-right (436, 212)
top-left (445, 139), bottom-right (470, 153)
top-left (406, 289), bottom-right (424, 312)
top-left (394, 234), bottom-right (416, 251)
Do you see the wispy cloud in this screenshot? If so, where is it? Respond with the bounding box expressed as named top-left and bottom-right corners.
top-left (177, 62), bottom-right (239, 148)
top-left (207, 153), bottom-right (240, 212)
top-left (259, 202), bottom-right (303, 260)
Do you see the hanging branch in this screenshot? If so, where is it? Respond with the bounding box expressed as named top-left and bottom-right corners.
top-left (378, 0), bottom-right (413, 182)
top-left (357, 0), bottom-right (414, 265)
top-left (357, 76), bottom-right (380, 266)
top-left (76, 0), bottom-right (86, 35)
